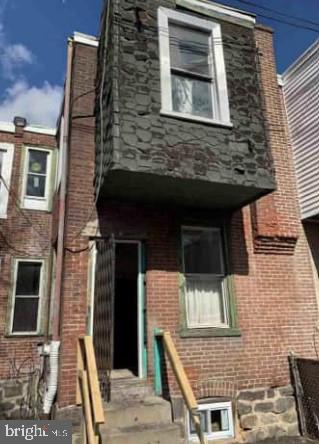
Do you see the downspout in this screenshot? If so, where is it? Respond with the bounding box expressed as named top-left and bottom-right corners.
top-left (43, 38), bottom-right (74, 416)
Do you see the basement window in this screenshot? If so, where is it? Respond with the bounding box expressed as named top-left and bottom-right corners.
top-left (158, 7), bottom-right (231, 126)
top-left (10, 259), bottom-right (44, 335)
top-left (189, 401), bottom-right (234, 441)
top-left (0, 143), bottom-right (14, 218)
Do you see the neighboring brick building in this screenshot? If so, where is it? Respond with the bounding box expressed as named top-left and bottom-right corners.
top-left (54, 1), bottom-right (319, 443)
top-left (0, 118), bottom-right (57, 416)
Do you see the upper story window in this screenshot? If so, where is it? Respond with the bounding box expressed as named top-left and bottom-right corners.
top-left (0, 143), bottom-right (14, 219)
top-left (22, 147), bottom-right (54, 211)
top-left (158, 7), bottom-right (231, 126)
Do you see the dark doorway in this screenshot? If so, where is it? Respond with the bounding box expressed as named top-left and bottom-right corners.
top-left (113, 242), bottom-right (139, 375)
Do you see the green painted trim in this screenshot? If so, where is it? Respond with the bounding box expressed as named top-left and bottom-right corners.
top-left (153, 329), bottom-right (163, 395)
top-left (180, 327), bottom-right (241, 338)
top-left (178, 223), bottom-right (241, 337)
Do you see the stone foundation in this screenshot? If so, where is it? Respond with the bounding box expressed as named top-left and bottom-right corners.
top-left (237, 386), bottom-right (299, 442)
top-left (0, 378), bottom-right (32, 419)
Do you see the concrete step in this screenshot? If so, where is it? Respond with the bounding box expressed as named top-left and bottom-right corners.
top-left (110, 377), bottom-right (154, 402)
top-left (102, 422), bottom-right (182, 444)
top-left (103, 396), bottom-right (172, 429)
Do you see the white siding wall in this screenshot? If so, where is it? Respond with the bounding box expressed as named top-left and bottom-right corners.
top-left (282, 39), bottom-right (319, 220)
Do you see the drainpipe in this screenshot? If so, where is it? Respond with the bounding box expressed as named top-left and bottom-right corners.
top-left (42, 38), bottom-right (74, 416)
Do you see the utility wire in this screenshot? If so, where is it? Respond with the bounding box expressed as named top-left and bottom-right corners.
top-left (223, 0), bottom-right (319, 28)
top-left (0, 174), bottom-right (53, 252)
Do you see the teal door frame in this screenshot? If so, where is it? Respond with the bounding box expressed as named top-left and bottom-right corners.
top-left (138, 241), bottom-right (147, 378)
top-left (115, 240), bottom-right (147, 379)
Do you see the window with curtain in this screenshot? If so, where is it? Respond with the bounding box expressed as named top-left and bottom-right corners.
top-left (182, 227), bottom-right (228, 328)
top-left (22, 147), bottom-right (53, 211)
top-left (158, 7), bottom-right (231, 125)
top-left (26, 149), bottom-right (49, 198)
top-left (169, 23), bottom-right (214, 119)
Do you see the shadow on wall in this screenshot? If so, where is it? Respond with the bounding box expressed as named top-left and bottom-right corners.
top-left (96, 201), bottom-right (249, 276)
top-left (304, 221), bottom-right (319, 281)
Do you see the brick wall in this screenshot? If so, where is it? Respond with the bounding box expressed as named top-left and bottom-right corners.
top-left (57, 41), bottom-right (98, 406)
top-left (0, 126), bottom-right (56, 378)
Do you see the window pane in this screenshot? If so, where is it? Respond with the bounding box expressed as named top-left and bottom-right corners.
top-left (210, 409), bottom-right (230, 432)
top-left (172, 75), bottom-right (213, 119)
top-left (169, 23), bottom-right (210, 76)
top-left (186, 277), bottom-right (226, 327)
top-left (190, 411), bottom-right (208, 434)
top-left (26, 174), bottom-right (46, 197)
top-left (183, 228), bottom-right (224, 274)
top-left (12, 297), bottom-right (39, 332)
top-left (28, 150), bottom-right (48, 174)
top-left (16, 262), bottom-right (41, 296)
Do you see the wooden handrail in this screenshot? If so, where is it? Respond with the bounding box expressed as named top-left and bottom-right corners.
top-left (77, 336), bottom-right (105, 444)
top-left (156, 330), bottom-right (208, 444)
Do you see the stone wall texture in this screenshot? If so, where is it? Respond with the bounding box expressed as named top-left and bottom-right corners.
top-left (238, 386), bottom-right (299, 442)
top-left (0, 377), bottom-right (37, 419)
top-left (96, 0), bottom-right (276, 204)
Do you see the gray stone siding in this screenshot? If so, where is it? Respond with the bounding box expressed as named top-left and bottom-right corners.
top-left (96, 0), bottom-right (275, 199)
top-left (238, 386), bottom-right (299, 442)
top-left (0, 378), bottom-right (36, 419)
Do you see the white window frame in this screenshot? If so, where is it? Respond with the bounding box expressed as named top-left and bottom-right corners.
top-left (0, 143), bottom-right (14, 219)
top-left (188, 401), bottom-right (234, 441)
top-left (158, 7), bottom-right (232, 127)
top-left (22, 146), bottom-right (53, 211)
top-left (10, 258), bottom-right (44, 336)
top-left (182, 226), bottom-right (229, 329)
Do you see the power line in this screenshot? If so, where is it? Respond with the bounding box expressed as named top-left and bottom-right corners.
top-left (0, 174), bottom-right (53, 251)
top-left (220, 0), bottom-right (319, 33)
top-left (0, 228), bottom-right (38, 257)
top-left (224, 0), bottom-right (319, 28)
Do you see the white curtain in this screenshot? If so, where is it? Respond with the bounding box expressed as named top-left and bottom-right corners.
top-left (186, 278), bottom-right (225, 327)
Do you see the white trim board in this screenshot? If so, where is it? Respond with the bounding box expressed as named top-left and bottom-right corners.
top-left (158, 7), bottom-right (231, 125)
top-left (73, 32), bottom-right (99, 47)
top-left (176, 0), bottom-right (256, 28)
top-left (0, 121), bottom-right (56, 136)
top-left (0, 143), bottom-right (14, 218)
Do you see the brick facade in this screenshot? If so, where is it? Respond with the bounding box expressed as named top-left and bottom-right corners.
top-left (0, 125), bottom-right (56, 378)
top-left (52, 10), bottom-right (319, 444)
top-left (57, 22), bottom-right (319, 418)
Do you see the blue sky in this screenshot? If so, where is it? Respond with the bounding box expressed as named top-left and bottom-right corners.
top-left (0, 0), bottom-right (317, 127)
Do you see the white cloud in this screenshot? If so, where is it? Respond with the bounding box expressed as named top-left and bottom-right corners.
top-left (1, 43), bottom-right (34, 80)
top-left (0, 7), bottom-right (35, 80)
top-left (0, 80), bottom-right (63, 127)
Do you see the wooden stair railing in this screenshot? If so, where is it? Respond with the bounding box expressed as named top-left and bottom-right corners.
top-left (154, 330), bottom-right (208, 444)
top-left (76, 336), bottom-right (105, 444)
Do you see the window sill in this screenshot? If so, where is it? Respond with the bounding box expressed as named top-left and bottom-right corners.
top-left (180, 327), bottom-right (241, 338)
top-left (5, 332), bottom-right (44, 338)
top-left (0, 213), bottom-right (8, 219)
top-left (160, 109), bottom-right (233, 128)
